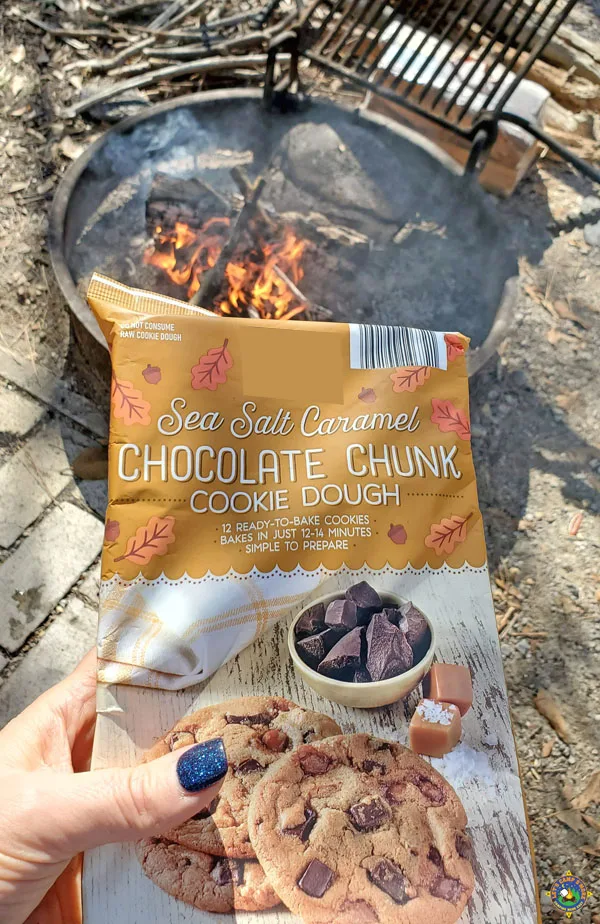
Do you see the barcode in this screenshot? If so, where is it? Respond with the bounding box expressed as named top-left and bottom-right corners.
top-left (349, 324), bottom-right (448, 371)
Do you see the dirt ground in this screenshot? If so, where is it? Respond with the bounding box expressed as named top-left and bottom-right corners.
top-left (0, 2), bottom-right (599, 920)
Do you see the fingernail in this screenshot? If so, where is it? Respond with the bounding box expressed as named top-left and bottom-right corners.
top-left (177, 738), bottom-right (228, 792)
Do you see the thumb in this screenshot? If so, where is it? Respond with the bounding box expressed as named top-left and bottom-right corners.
top-left (45, 738), bottom-right (227, 855)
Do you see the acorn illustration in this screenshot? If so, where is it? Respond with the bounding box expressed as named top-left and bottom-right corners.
top-left (358, 387), bottom-right (377, 404)
top-left (105, 519), bottom-right (120, 542)
top-left (388, 523), bottom-right (407, 545)
top-left (142, 363), bottom-right (161, 385)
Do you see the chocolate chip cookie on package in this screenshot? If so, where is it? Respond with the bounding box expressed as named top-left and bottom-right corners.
top-left (142, 695), bottom-right (341, 858)
top-left (135, 838), bottom-right (281, 912)
top-left (248, 733), bottom-right (474, 924)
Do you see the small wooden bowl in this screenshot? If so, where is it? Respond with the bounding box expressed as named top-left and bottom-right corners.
top-left (288, 590), bottom-right (436, 708)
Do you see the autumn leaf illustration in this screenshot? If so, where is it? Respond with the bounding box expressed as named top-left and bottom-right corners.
top-left (390, 366), bottom-right (431, 393)
top-left (425, 513), bottom-right (473, 556)
top-left (111, 377), bottom-right (151, 427)
top-left (431, 398), bottom-right (471, 440)
top-left (445, 334), bottom-right (465, 363)
top-left (114, 515), bottom-right (176, 564)
top-left (191, 339), bottom-right (233, 391)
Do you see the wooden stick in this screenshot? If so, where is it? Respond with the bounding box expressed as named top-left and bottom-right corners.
top-left (191, 177), bottom-right (266, 308)
top-left (23, 14), bottom-right (127, 39)
top-left (143, 30), bottom-right (268, 59)
top-left (272, 266), bottom-right (332, 321)
top-left (66, 53), bottom-right (279, 116)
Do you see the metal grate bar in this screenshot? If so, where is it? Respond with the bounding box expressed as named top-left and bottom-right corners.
top-left (317, 0), bottom-right (364, 57)
top-left (425, 0), bottom-right (511, 111)
top-left (311, 0), bottom-right (348, 53)
top-left (453, 0), bottom-right (548, 121)
top-left (396, 0), bottom-right (491, 101)
top-left (305, 46), bottom-right (475, 139)
top-left (339, 0), bottom-right (389, 67)
top-left (368, 0), bottom-right (435, 85)
top-left (354, 3), bottom-right (402, 73)
top-left (384, 0), bottom-right (463, 94)
top-left (487, 0), bottom-right (578, 112)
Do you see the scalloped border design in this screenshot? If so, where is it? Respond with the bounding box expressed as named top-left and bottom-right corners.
top-left (102, 560), bottom-right (489, 587)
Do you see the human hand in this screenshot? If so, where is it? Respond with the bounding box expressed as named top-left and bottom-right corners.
top-left (0, 650), bottom-right (227, 924)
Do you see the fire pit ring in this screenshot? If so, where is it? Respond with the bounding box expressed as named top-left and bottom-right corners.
top-left (49, 88), bottom-right (517, 382)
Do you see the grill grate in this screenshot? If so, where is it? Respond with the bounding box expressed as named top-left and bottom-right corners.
top-left (264, 0), bottom-right (600, 183)
top-left (299, 0), bottom-right (577, 138)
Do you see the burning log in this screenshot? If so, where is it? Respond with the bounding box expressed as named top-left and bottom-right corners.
top-left (146, 171), bottom-right (230, 232)
top-left (272, 265), bottom-right (333, 322)
top-left (190, 176), bottom-right (266, 307)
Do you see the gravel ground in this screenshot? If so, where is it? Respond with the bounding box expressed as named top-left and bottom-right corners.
top-left (0, 3), bottom-right (599, 921)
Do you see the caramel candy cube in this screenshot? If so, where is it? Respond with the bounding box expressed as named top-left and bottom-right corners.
top-left (409, 700), bottom-right (462, 758)
top-left (423, 663), bottom-right (473, 716)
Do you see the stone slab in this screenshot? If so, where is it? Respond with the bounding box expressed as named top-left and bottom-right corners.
top-left (0, 387), bottom-right (44, 439)
top-left (0, 421), bottom-right (74, 548)
top-left (77, 560), bottom-right (101, 607)
top-left (0, 502), bottom-right (104, 652)
top-left (0, 350), bottom-right (108, 439)
top-left (0, 596), bottom-right (97, 728)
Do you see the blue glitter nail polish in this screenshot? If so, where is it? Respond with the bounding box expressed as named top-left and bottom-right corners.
top-left (177, 737), bottom-right (228, 792)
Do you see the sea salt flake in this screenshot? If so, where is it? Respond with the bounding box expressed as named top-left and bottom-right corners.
top-left (431, 743), bottom-right (496, 789)
top-left (416, 699), bottom-right (453, 726)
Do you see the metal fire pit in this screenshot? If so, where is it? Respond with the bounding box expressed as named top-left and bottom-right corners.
top-left (49, 88), bottom-right (517, 381)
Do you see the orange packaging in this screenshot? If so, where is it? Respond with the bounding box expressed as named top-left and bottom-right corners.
top-left (85, 273), bottom-right (541, 924)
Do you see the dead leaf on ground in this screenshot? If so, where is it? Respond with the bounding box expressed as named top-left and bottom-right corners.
top-left (11, 74), bottom-right (26, 98)
top-left (582, 813), bottom-right (600, 832)
top-left (59, 135), bottom-right (85, 160)
top-left (10, 45), bottom-right (26, 64)
top-left (580, 843), bottom-right (600, 857)
top-left (568, 512), bottom-right (584, 536)
top-left (535, 689), bottom-right (572, 742)
top-left (553, 298), bottom-right (590, 329)
top-left (542, 739), bottom-right (555, 758)
top-left (555, 391), bottom-right (580, 410)
top-left (556, 809), bottom-right (588, 834)
top-left (72, 445), bottom-right (108, 481)
top-left (573, 770), bottom-right (600, 810)
top-left (546, 327), bottom-right (581, 345)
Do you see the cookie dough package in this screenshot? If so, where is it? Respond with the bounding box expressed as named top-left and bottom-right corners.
top-left (85, 273), bottom-right (540, 924)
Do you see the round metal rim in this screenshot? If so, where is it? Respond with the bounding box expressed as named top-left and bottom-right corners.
top-left (48, 86), bottom-right (513, 375)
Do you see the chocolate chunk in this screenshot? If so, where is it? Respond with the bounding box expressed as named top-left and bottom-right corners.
top-left (296, 629), bottom-right (340, 669)
top-left (225, 711), bottom-right (272, 726)
top-left (318, 626), bottom-right (364, 677)
top-left (456, 834), bottom-right (472, 859)
top-left (193, 797), bottom-right (218, 820)
top-left (325, 598), bottom-right (358, 632)
top-left (211, 858), bottom-right (244, 887)
top-left (398, 602), bottom-right (429, 650)
top-left (167, 730), bottom-right (195, 750)
top-left (235, 758), bottom-right (263, 774)
top-left (354, 667), bottom-right (372, 683)
top-left (298, 745), bottom-right (332, 775)
top-left (366, 613), bottom-right (413, 681)
top-left (348, 797), bottom-right (391, 831)
top-left (345, 581), bottom-right (382, 623)
top-left (411, 774), bottom-right (447, 805)
top-left (428, 846), bottom-right (443, 867)
top-left (261, 728), bottom-right (289, 752)
top-left (380, 606), bottom-right (402, 626)
top-left (283, 807), bottom-right (317, 842)
top-left (362, 759), bottom-right (385, 774)
top-left (297, 859), bottom-right (335, 898)
top-left (367, 859), bottom-right (414, 905)
top-left (431, 876), bottom-right (464, 903)
top-left (295, 603), bottom-right (326, 639)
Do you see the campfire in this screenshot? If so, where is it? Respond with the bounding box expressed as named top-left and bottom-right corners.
top-left (144, 218), bottom-right (309, 320)
top-left (143, 168), bottom-right (314, 321)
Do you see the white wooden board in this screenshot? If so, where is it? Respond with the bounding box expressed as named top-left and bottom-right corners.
top-left (84, 567), bottom-right (540, 924)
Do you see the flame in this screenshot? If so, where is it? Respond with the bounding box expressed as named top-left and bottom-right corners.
top-left (144, 217), bottom-right (309, 320)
